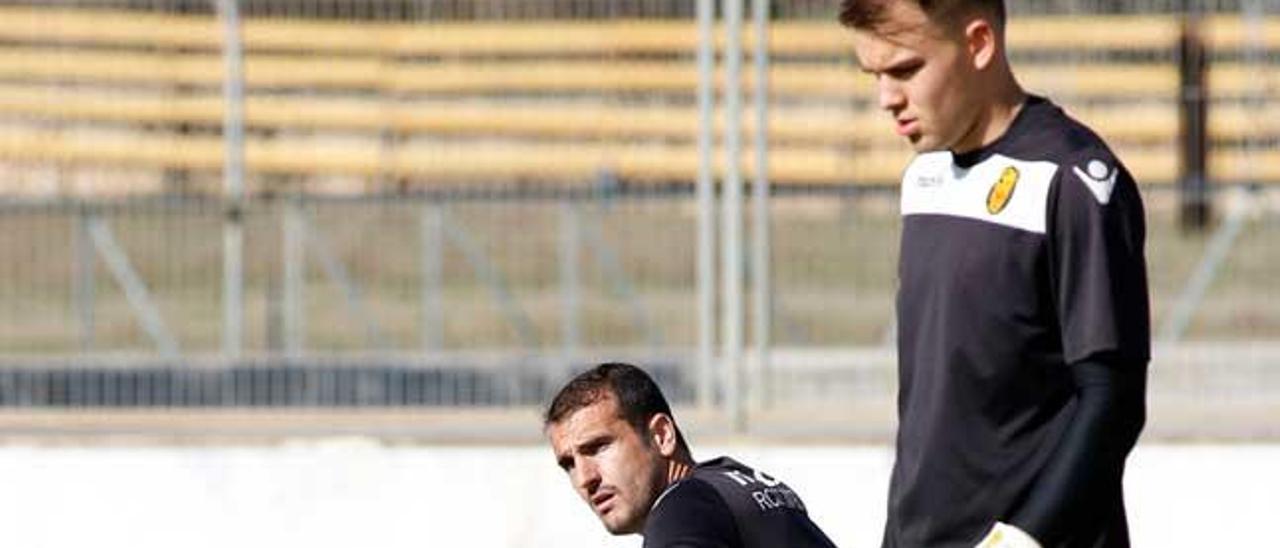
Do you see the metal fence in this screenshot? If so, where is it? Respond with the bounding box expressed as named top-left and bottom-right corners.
top-left (5, 187), bottom-right (1277, 351)
top-left (1, 186), bottom-right (1278, 437)
top-left (0, 0), bottom-right (1277, 440)
top-left (0, 188), bottom-right (897, 354)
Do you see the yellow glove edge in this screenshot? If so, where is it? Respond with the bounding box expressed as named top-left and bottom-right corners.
top-left (975, 521), bottom-right (1043, 548)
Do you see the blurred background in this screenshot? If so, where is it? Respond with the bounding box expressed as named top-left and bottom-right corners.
top-left (0, 0), bottom-right (1275, 546)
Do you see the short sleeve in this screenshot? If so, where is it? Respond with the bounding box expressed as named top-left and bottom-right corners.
top-left (643, 479), bottom-right (739, 548)
top-left (1047, 153), bottom-right (1151, 364)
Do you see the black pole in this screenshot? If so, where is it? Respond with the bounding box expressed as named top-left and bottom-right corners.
top-left (1178, 16), bottom-right (1211, 232)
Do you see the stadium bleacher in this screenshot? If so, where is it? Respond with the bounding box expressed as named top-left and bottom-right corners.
top-left (0, 6), bottom-right (1276, 193)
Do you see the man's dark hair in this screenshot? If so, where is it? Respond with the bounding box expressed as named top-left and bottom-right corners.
top-left (544, 362), bottom-right (689, 451)
top-left (839, 0), bottom-right (1005, 30)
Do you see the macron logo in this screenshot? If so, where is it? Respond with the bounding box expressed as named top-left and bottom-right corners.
top-left (1072, 159), bottom-right (1118, 205)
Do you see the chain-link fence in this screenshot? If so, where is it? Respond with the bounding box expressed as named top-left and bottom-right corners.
top-left (1, 186), bottom-right (1278, 439)
top-left (0, 1), bottom-right (1276, 440)
top-left (0, 189), bottom-right (898, 353)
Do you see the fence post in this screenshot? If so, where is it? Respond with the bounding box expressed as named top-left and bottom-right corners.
top-left (559, 200), bottom-right (582, 380)
top-left (73, 206), bottom-right (96, 352)
top-left (696, 0), bottom-right (718, 413)
top-left (750, 0), bottom-right (773, 412)
top-left (421, 201), bottom-right (445, 352)
top-left (219, 0), bottom-right (246, 358)
top-left (1178, 16), bottom-right (1210, 232)
top-left (722, 0), bottom-right (747, 433)
top-left (283, 197), bottom-right (306, 357)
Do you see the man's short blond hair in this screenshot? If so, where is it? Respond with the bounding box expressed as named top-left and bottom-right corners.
top-left (838, 0), bottom-right (1006, 31)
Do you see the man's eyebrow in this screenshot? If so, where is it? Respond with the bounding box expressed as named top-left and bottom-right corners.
top-left (575, 433), bottom-right (611, 452)
top-left (553, 433), bottom-right (611, 468)
top-left (863, 56), bottom-right (922, 75)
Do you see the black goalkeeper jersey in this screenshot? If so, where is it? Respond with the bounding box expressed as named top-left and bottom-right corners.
top-left (643, 457), bottom-right (837, 548)
top-left (883, 96), bottom-right (1150, 547)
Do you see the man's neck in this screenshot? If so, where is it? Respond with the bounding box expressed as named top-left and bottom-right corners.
top-left (953, 82), bottom-right (1027, 155)
top-left (666, 456), bottom-right (695, 486)
top-left (647, 456), bottom-right (697, 518)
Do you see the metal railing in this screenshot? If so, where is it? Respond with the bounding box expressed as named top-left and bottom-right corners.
top-left (1, 187), bottom-right (1278, 428)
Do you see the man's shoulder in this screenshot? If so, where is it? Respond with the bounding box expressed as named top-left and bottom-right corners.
top-left (1003, 98), bottom-right (1140, 210)
top-left (653, 474), bottom-right (729, 514)
top-left (686, 457), bottom-right (838, 548)
top-left (646, 456), bottom-right (788, 539)
top-left (1016, 98), bottom-right (1124, 171)
top-left (644, 476), bottom-right (738, 547)
top-left (690, 457), bottom-right (813, 516)
top-left (690, 457), bottom-right (778, 496)
top-left (691, 456), bottom-right (751, 479)
top-left (1041, 103), bottom-right (1140, 209)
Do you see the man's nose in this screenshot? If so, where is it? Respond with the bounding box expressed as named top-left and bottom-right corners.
top-left (573, 458), bottom-right (601, 494)
top-left (878, 78), bottom-right (906, 112)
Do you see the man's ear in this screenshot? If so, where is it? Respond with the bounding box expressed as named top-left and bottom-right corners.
top-left (965, 17), bottom-right (998, 71)
top-left (647, 413), bottom-right (680, 458)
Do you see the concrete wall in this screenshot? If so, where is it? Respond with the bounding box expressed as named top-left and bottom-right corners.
top-left (0, 442), bottom-right (1274, 547)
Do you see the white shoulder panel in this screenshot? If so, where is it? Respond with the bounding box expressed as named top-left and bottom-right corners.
top-left (900, 152), bottom-right (1059, 234)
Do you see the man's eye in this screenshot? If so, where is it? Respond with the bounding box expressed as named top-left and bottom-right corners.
top-left (889, 67), bottom-right (918, 79)
top-left (583, 440), bottom-right (608, 455)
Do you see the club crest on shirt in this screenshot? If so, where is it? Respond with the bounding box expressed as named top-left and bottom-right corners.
top-left (986, 166), bottom-right (1019, 214)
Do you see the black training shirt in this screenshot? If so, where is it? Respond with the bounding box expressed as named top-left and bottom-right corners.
top-left (644, 457), bottom-right (837, 548)
top-left (883, 96), bottom-right (1150, 547)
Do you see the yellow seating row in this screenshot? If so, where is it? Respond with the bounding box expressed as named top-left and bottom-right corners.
top-left (1, 6), bottom-right (1274, 190)
top-left (5, 48), bottom-right (1276, 98)
top-left (3, 7), bottom-right (1275, 55)
top-left (3, 128), bottom-right (1275, 186)
top-left (0, 84), bottom-right (1271, 145)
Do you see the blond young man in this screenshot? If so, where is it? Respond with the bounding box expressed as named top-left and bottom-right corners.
top-left (841, 1), bottom-right (1150, 547)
